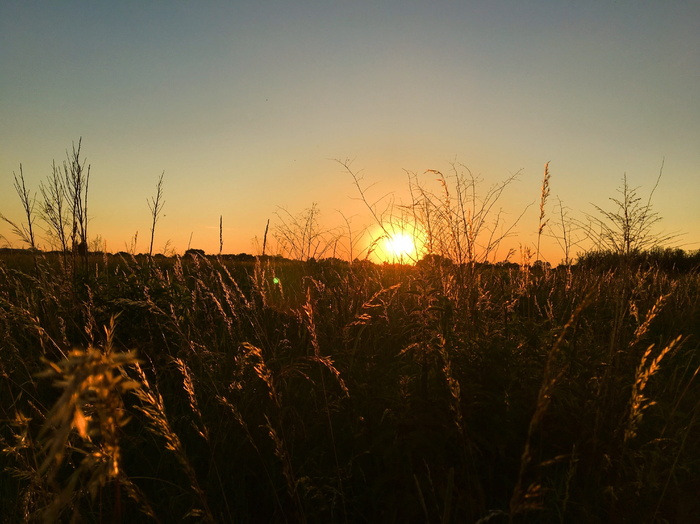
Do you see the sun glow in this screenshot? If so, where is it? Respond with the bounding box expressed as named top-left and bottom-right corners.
top-left (385, 233), bottom-right (416, 260)
top-left (370, 224), bottom-right (424, 264)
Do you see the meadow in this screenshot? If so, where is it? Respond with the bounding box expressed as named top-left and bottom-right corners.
top-left (2, 146), bottom-right (700, 522)
top-left (1, 248), bottom-right (699, 523)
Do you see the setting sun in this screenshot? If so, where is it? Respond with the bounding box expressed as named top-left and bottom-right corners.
top-left (369, 223), bottom-right (424, 264)
top-left (384, 232), bottom-right (416, 260)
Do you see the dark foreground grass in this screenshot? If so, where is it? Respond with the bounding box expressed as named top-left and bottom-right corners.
top-left (1, 251), bottom-right (699, 523)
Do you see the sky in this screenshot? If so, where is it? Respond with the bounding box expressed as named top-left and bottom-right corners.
top-left (2, 1), bottom-right (699, 264)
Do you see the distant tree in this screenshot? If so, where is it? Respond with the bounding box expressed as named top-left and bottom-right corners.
top-left (417, 253), bottom-right (454, 269)
top-left (495, 260), bottom-right (519, 270)
top-left (231, 253), bottom-right (255, 262)
top-left (582, 167), bottom-right (678, 258)
top-left (532, 260), bottom-right (551, 272)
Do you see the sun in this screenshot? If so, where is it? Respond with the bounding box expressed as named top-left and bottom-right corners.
top-left (367, 221), bottom-right (425, 264)
top-left (369, 228), bottom-right (420, 264)
top-left (384, 232), bottom-right (416, 260)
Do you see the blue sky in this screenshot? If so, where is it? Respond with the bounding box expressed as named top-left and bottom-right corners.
top-left (2, 1), bottom-right (698, 262)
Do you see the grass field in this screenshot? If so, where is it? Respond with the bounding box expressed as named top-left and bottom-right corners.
top-left (1, 249), bottom-right (699, 523)
top-left (2, 148), bottom-right (699, 522)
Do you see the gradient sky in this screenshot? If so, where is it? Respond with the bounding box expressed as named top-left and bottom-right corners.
top-left (2, 1), bottom-right (699, 263)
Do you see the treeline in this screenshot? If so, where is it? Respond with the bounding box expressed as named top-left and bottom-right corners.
top-left (575, 247), bottom-right (700, 272)
top-left (2, 246), bottom-right (700, 273)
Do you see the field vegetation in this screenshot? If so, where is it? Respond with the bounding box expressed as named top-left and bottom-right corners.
top-left (1, 144), bottom-right (700, 522)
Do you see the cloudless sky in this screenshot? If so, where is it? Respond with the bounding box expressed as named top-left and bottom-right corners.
top-left (2, 1), bottom-right (699, 263)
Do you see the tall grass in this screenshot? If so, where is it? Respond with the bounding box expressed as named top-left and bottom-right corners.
top-left (2, 249), bottom-right (698, 522)
top-left (2, 146), bottom-right (700, 522)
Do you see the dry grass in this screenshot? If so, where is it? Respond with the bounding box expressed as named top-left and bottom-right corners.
top-left (1, 248), bottom-right (699, 522)
top-left (2, 146), bottom-right (700, 522)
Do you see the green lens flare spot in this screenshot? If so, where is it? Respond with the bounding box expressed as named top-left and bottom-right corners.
top-left (272, 277), bottom-right (280, 285)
